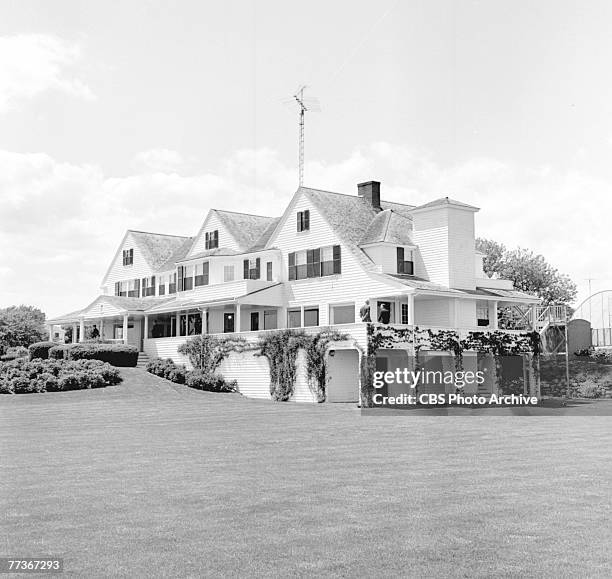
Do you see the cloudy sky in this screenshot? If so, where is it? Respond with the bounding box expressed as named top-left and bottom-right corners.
top-left (1, 0), bottom-right (611, 318)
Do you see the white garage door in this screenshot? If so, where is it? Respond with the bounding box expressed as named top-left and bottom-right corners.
top-left (327, 349), bottom-right (360, 403)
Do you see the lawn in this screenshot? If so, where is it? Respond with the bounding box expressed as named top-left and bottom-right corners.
top-left (1, 369), bottom-right (611, 577)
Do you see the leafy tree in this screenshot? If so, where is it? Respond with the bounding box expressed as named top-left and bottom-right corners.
top-left (0, 305), bottom-right (46, 349)
top-left (476, 239), bottom-right (577, 306)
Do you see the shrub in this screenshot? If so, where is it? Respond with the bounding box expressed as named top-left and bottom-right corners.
top-left (28, 341), bottom-right (57, 360)
top-left (574, 348), bottom-right (592, 357)
top-left (593, 350), bottom-right (612, 365)
top-left (0, 358), bottom-right (122, 394)
top-left (49, 343), bottom-right (138, 366)
top-left (577, 381), bottom-right (605, 399)
top-left (146, 358), bottom-right (184, 381)
top-left (186, 370), bottom-right (237, 392)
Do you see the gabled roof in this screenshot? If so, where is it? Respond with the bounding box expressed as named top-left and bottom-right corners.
top-left (213, 210), bottom-right (280, 252)
top-left (129, 230), bottom-right (192, 271)
top-left (359, 209), bottom-right (414, 246)
top-left (178, 248), bottom-right (241, 262)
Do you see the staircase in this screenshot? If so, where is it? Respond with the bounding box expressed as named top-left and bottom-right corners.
top-left (136, 352), bottom-right (150, 369)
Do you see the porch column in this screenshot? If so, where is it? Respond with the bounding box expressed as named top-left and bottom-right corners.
top-left (453, 299), bottom-right (460, 327)
top-left (369, 298), bottom-right (376, 323)
top-left (144, 315), bottom-right (149, 340)
top-left (72, 323), bottom-right (78, 344)
top-left (201, 308), bottom-right (208, 334)
top-left (79, 318), bottom-right (85, 342)
top-left (122, 314), bottom-right (129, 345)
top-left (100, 319), bottom-right (105, 340)
top-left (490, 301), bottom-right (499, 330)
top-left (176, 312), bottom-right (181, 336)
top-left (235, 304), bottom-right (241, 333)
top-left (47, 325), bottom-right (53, 341)
top-left (407, 293), bottom-right (415, 325)
top-left (278, 307), bottom-right (287, 329)
top-left (531, 303), bottom-right (537, 331)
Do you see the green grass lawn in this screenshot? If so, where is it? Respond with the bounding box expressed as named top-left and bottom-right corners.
top-left (1, 369), bottom-right (611, 577)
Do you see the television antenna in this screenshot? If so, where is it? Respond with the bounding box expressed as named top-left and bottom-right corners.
top-left (283, 85), bottom-right (320, 187)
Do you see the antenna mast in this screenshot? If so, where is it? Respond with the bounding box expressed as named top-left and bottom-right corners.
top-left (288, 85), bottom-right (320, 187)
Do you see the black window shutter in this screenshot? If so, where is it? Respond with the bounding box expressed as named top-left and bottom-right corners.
top-left (177, 266), bottom-right (184, 291)
top-left (255, 258), bottom-right (261, 279)
top-left (267, 261), bottom-right (272, 281)
top-left (288, 252), bottom-right (296, 280)
top-left (142, 278), bottom-right (147, 296)
top-left (122, 250), bottom-right (125, 265)
top-left (297, 212), bottom-right (302, 232)
top-left (203, 262), bottom-right (209, 284)
top-left (213, 230), bottom-right (219, 248)
top-left (397, 247), bottom-right (404, 273)
top-left (332, 245), bottom-right (341, 274)
top-left (243, 259), bottom-right (249, 279)
top-left (134, 278), bottom-right (140, 296)
top-left (150, 276), bottom-right (156, 295)
top-left (129, 249), bottom-right (133, 264)
top-left (304, 210), bottom-right (310, 230)
top-left (306, 249), bottom-right (314, 278)
top-left (313, 247), bottom-right (321, 277)
top-left (115, 281), bottom-right (120, 296)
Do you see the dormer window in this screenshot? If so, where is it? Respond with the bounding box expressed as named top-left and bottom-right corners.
top-left (195, 262), bottom-right (209, 286)
top-left (297, 210), bottom-right (310, 232)
top-left (205, 230), bottom-right (219, 250)
top-left (396, 247), bottom-right (414, 275)
top-left (122, 248), bottom-right (134, 266)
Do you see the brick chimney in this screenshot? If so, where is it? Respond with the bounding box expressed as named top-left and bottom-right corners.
top-left (358, 181), bottom-right (381, 210)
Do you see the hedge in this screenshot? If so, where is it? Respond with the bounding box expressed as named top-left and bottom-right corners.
top-left (48, 343), bottom-right (139, 367)
top-left (146, 358), bottom-right (237, 392)
top-left (0, 358), bottom-right (122, 394)
top-left (28, 341), bottom-right (58, 360)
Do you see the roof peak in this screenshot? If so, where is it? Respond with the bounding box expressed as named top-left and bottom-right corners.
top-left (128, 229), bottom-right (190, 239)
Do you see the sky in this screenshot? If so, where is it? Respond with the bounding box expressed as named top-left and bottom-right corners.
top-left (0, 0), bottom-right (611, 318)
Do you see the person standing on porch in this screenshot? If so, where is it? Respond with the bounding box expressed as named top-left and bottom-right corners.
top-left (359, 299), bottom-right (371, 322)
top-left (90, 324), bottom-right (100, 339)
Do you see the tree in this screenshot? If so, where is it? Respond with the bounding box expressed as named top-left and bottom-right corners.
top-left (476, 239), bottom-right (577, 306)
top-left (0, 305), bottom-right (46, 349)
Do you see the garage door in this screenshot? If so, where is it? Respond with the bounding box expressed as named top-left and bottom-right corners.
top-left (327, 349), bottom-right (360, 403)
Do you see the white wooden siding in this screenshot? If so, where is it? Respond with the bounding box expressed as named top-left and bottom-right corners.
top-left (102, 232), bottom-right (156, 295)
top-left (412, 208), bottom-right (449, 286)
top-left (415, 298), bottom-right (451, 326)
top-left (448, 209), bottom-right (476, 290)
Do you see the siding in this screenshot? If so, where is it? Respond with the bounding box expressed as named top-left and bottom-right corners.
top-left (187, 211), bottom-right (241, 258)
top-left (143, 337), bottom-right (191, 367)
top-left (448, 209), bottom-right (476, 290)
top-left (102, 232), bottom-right (156, 295)
top-left (268, 194), bottom-right (409, 327)
top-left (415, 298), bottom-right (451, 326)
top-left (411, 208), bottom-right (449, 286)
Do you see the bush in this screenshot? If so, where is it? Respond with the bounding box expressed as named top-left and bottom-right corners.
top-left (185, 370), bottom-right (237, 392)
top-left (577, 381), bottom-right (605, 399)
top-left (574, 348), bottom-right (592, 357)
top-left (48, 343), bottom-right (138, 366)
top-left (593, 350), bottom-right (612, 365)
top-left (29, 341), bottom-right (59, 360)
top-left (0, 358), bottom-right (121, 394)
top-left (146, 358), bottom-right (187, 383)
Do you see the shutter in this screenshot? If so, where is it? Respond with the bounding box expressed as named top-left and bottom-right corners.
top-left (177, 266), bottom-right (184, 291)
top-left (205, 232), bottom-right (209, 250)
top-left (313, 248), bottom-right (320, 277)
top-left (255, 258), bottom-right (261, 279)
top-left (150, 276), bottom-right (156, 295)
top-left (115, 282), bottom-right (120, 296)
top-left (297, 212), bottom-right (302, 232)
top-left (288, 252), bottom-right (296, 280)
top-left (213, 230), bottom-right (219, 248)
top-left (306, 249), bottom-right (314, 277)
top-left (243, 259), bottom-right (249, 279)
top-left (122, 250), bottom-right (125, 265)
top-left (332, 245), bottom-right (341, 274)
top-left (203, 262), bottom-right (209, 284)
top-left (397, 247), bottom-right (404, 274)
top-left (304, 210), bottom-right (310, 230)
top-left (129, 248), bottom-right (133, 264)
top-left (134, 278), bottom-right (140, 297)
top-left (142, 277), bottom-right (147, 294)
top-left (267, 261), bottom-right (272, 281)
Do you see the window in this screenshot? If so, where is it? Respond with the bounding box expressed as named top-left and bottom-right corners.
top-left (331, 304), bottom-right (355, 324)
top-left (477, 302), bottom-right (490, 327)
top-left (224, 265), bottom-right (235, 282)
top-left (243, 258), bottom-right (261, 280)
top-left (287, 309), bottom-right (301, 328)
top-left (195, 262), bottom-right (209, 286)
top-left (178, 265), bottom-right (194, 291)
top-left (158, 275), bottom-right (166, 296)
top-left (297, 210), bottom-right (310, 232)
top-left (141, 276), bottom-right (156, 297)
top-left (223, 313), bottom-right (235, 333)
top-left (303, 307), bottom-right (319, 327)
top-left (396, 247), bottom-right (414, 275)
top-left (266, 261), bottom-right (272, 281)
top-left (264, 310), bottom-right (277, 330)
top-left (114, 279), bottom-right (140, 297)
top-left (288, 245), bottom-right (341, 281)
top-left (168, 272), bottom-right (177, 294)
top-left (122, 248), bottom-right (134, 266)
top-left (250, 312), bottom-right (259, 331)
top-left (205, 230), bottom-right (219, 250)
top-left (401, 303), bottom-right (409, 325)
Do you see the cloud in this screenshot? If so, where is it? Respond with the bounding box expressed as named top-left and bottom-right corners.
top-left (131, 149), bottom-right (189, 173)
top-left (0, 143), bottom-right (609, 317)
top-left (0, 34), bottom-right (94, 113)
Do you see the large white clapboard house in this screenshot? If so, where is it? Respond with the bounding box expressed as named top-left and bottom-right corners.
top-left (48, 181), bottom-right (539, 402)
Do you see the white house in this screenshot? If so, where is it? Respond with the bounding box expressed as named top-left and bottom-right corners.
top-left (48, 181), bottom-right (539, 402)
